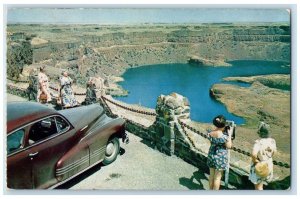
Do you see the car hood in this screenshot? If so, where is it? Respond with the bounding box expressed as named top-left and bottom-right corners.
top-left (59, 104), bottom-right (104, 130)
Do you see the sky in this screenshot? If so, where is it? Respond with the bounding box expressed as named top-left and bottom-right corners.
top-left (6, 7), bottom-right (290, 24)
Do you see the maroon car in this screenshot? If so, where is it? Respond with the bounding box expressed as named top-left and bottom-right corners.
top-left (7, 101), bottom-right (127, 189)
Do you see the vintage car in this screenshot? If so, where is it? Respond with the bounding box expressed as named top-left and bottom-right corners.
top-left (7, 101), bottom-right (128, 189)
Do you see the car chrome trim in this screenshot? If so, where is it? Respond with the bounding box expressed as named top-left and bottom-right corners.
top-left (80, 125), bottom-right (88, 131)
top-left (56, 155), bottom-right (89, 175)
top-left (28, 152), bottom-right (39, 157)
top-left (56, 146), bottom-right (105, 176)
top-left (49, 157), bottom-right (105, 189)
top-left (90, 146), bottom-right (106, 159)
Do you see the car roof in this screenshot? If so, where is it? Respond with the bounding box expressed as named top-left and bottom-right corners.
top-left (7, 102), bottom-right (58, 133)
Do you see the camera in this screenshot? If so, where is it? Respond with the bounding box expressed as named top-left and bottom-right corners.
top-left (224, 120), bottom-right (236, 140)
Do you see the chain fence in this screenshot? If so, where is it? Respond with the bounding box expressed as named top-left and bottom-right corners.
top-left (101, 95), bottom-right (157, 116)
top-left (178, 119), bottom-right (290, 169)
top-left (7, 77), bottom-right (29, 83)
top-left (100, 96), bottom-right (150, 129)
top-left (7, 77), bottom-right (87, 96)
top-left (7, 78), bottom-right (290, 169)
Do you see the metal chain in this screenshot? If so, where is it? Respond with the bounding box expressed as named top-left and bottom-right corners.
top-left (102, 95), bottom-right (157, 116)
top-left (178, 119), bottom-right (290, 169)
top-left (7, 84), bottom-right (26, 91)
top-left (7, 77), bottom-right (30, 83)
top-left (178, 121), bottom-right (202, 153)
top-left (100, 96), bottom-right (149, 129)
top-left (49, 85), bottom-right (86, 96)
top-left (178, 120), bottom-right (208, 139)
top-left (7, 78), bottom-right (86, 96)
top-left (49, 86), bottom-right (59, 92)
top-left (7, 84), bottom-right (57, 102)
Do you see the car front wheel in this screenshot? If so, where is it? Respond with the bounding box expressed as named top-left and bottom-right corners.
top-left (102, 137), bottom-right (120, 165)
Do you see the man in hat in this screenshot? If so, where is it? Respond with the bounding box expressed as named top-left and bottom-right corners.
top-left (84, 79), bottom-right (97, 105)
top-left (26, 68), bottom-right (38, 101)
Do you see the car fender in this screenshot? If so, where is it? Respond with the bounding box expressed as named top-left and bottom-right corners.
top-left (81, 117), bottom-right (125, 165)
top-left (55, 141), bottom-right (89, 182)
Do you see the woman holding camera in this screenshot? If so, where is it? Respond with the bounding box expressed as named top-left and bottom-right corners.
top-left (207, 115), bottom-right (232, 190)
top-left (249, 122), bottom-right (277, 190)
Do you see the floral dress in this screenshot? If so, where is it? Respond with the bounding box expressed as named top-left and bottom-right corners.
top-left (60, 76), bottom-right (78, 108)
top-left (249, 138), bottom-right (277, 185)
top-left (207, 132), bottom-right (229, 170)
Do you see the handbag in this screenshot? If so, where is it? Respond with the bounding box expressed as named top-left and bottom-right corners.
top-left (39, 92), bottom-right (48, 101)
top-left (255, 161), bottom-right (270, 178)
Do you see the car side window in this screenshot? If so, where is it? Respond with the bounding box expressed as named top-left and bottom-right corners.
top-left (28, 117), bottom-right (57, 144)
top-left (55, 116), bottom-right (70, 133)
top-left (7, 129), bottom-right (25, 155)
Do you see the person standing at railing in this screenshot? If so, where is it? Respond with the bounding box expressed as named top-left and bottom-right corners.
top-left (27, 68), bottom-right (38, 101)
top-left (249, 122), bottom-right (277, 190)
top-left (207, 115), bottom-right (233, 190)
top-left (37, 66), bottom-right (52, 103)
top-left (83, 79), bottom-right (97, 105)
top-left (59, 71), bottom-right (78, 109)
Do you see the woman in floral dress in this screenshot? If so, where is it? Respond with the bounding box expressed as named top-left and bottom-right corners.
top-left (249, 122), bottom-right (277, 190)
top-left (207, 115), bottom-right (233, 190)
top-left (60, 71), bottom-right (78, 108)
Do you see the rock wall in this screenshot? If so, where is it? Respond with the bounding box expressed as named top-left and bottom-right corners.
top-left (7, 24), bottom-right (290, 85)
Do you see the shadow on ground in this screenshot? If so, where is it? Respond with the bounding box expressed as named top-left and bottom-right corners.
top-left (179, 170), bottom-right (207, 190)
top-left (55, 147), bottom-right (126, 189)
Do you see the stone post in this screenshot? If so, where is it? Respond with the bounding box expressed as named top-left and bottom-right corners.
top-left (154, 92), bottom-right (190, 155)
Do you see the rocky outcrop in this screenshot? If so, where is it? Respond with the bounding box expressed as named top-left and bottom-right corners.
top-left (223, 74), bottom-right (291, 90)
top-left (188, 55), bottom-right (231, 66)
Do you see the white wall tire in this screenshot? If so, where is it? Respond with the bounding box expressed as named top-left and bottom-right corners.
top-left (102, 137), bottom-right (120, 166)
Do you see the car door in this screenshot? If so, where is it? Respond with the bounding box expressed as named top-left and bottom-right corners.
top-left (27, 116), bottom-right (76, 189)
top-left (7, 128), bottom-right (33, 189)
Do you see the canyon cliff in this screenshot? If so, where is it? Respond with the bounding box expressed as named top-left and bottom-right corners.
top-left (7, 23), bottom-right (290, 84)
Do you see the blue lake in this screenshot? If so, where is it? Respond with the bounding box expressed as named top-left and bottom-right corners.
top-left (116, 60), bottom-right (290, 124)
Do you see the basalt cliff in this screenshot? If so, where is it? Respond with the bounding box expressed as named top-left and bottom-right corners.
top-left (7, 23), bottom-right (290, 88)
